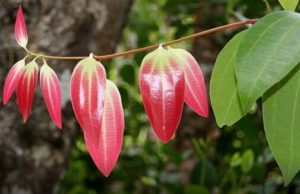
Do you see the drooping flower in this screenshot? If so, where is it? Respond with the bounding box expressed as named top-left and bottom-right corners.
top-left (15, 5), bottom-right (28, 48)
top-left (70, 54), bottom-right (106, 146)
top-left (16, 59), bottom-right (39, 122)
top-left (139, 46), bottom-right (185, 143)
top-left (71, 56), bottom-right (126, 176)
top-left (168, 47), bottom-right (208, 117)
top-left (3, 59), bottom-right (26, 104)
top-left (85, 80), bottom-right (124, 177)
top-left (40, 60), bottom-right (62, 128)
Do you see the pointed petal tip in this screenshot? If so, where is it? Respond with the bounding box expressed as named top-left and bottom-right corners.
top-left (55, 120), bottom-right (62, 129)
top-left (198, 107), bottom-right (209, 118)
top-left (160, 138), bottom-right (171, 144)
top-left (22, 115), bottom-right (28, 123)
top-left (3, 99), bottom-right (8, 105)
top-left (101, 170), bottom-right (112, 177)
top-left (203, 112), bottom-right (209, 118)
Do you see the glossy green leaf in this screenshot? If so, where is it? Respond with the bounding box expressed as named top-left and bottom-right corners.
top-left (235, 11), bottom-right (300, 112)
top-left (210, 30), bottom-right (247, 127)
top-left (279, 0), bottom-right (299, 11)
top-left (263, 65), bottom-right (300, 185)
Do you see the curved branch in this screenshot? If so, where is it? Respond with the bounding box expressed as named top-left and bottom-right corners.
top-left (26, 19), bottom-right (257, 61)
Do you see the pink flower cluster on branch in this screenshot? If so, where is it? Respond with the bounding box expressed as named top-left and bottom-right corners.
top-left (2, 6), bottom-right (209, 176)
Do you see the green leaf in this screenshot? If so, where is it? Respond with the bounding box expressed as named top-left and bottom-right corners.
top-left (279, 0), bottom-right (299, 11)
top-left (263, 64), bottom-right (300, 185)
top-left (230, 152), bottom-right (241, 167)
top-left (235, 11), bottom-right (300, 112)
top-left (241, 149), bottom-right (254, 174)
top-left (210, 30), bottom-right (248, 127)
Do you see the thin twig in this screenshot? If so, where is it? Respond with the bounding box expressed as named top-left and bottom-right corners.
top-left (26, 19), bottom-right (257, 61)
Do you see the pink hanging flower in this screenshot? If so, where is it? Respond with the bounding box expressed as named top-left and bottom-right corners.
top-left (71, 55), bottom-right (125, 176)
top-left (40, 60), bottom-right (62, 128)
top-left (3, 59), bottom-right (26, 104)
top-left (168, 47), bottom-right (208, 117)
top-left (85, 80), bottom-right (124, 177)
top-left (70, 54), bottom-right (106, 146)
top-left (15, 5), bottom-right (28, 48)
top-left (16, 60), bottom-right (39, 122)
top-left (139, 46), bottom-right (185, 143)
top-left (139, 46), bottom-right (208, 143)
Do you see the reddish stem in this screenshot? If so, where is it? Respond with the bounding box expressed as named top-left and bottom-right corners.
top-left (26, 19), bottom-right (257, 61)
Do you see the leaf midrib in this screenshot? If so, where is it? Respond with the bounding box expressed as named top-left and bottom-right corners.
top-left (240, 16), bottom-right (300, 109)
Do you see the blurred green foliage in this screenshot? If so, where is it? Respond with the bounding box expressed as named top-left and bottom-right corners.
top-left (59, 0), bottom-right (300, 194)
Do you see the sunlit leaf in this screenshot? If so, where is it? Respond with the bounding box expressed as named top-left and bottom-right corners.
top-left (279, 0), bottom-right (299, 11)
top-left (235, 11), bottom-right (300, 112)
top-left (210, 30), bottom-right (247, 127)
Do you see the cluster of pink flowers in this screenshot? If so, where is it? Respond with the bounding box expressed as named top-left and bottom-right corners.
top-left (3, 6), bottom-right (208, 176)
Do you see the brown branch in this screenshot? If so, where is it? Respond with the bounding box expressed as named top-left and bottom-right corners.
top-left (26, 19), bottom-right (257, 61)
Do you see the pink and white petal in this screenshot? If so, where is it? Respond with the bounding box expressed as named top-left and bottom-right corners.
top-left (3, 59), bottom-right (25, 104)
top-left (40, 62), bottom-right (62, 128)
top-left (168, 47), bottom-right (208, 117)
top-left (70, 56), bottom-right (106, 145)
top-left (139, 47), bottom-right (185, 143)
top-left (15, 6), bottom-right (28, 48)
top-left (85, 80), bottom-right (124, 177)
top-left (16, 60), bottom-right (38, 122)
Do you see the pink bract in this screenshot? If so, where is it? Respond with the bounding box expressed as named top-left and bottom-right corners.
top-left (85, 80), bottom-right (124, 177)
top-left (40, 62), bottom-right (62, 128)
top-left (16, 60), bottom-right (38, 122)
top-left (3, 59), bottom-right (25, 104)
top-left (15, 5), bottom-right (28, 48)
top-left (139, 46), bottom-right (185, 143)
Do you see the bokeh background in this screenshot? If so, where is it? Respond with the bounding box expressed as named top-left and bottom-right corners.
top-left (0, 0), bottom-right (299, 194)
